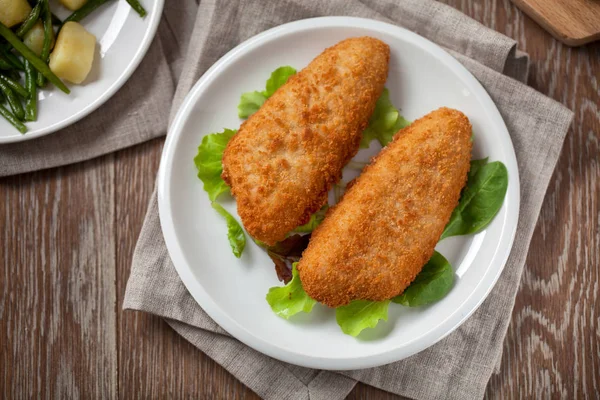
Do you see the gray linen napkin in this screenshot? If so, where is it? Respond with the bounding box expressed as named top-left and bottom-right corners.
top-left (116, 0), bottom-right (572, 399)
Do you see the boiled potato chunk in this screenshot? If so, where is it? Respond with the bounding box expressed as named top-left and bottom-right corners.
top-left (49, 22), bottom-right (96, 85)
top-left (0, 0), bottom-right (32, 27)
top-left (24, 21), bottom-right (55, 56)
top-left (59, 0), bottom-right (88, 11)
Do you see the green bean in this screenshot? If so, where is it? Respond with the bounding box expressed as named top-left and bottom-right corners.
top-left (37, 0), bottom-right (54, 87)
top-left (16, 3), bottom-right (42, 38)
top-left (2, 49), bottom-right (25, 71)
top-left (64, 0), bottom-right (112, 23)
top-left (6, 69), bottom-right (21, 81)
top-left (24, 60), bottom-right (37, 121)
top-left (126, 0), bottom-right (147, 18)
top-left (0, 74), bottom-right (28, 98)
top-left (0, 22), bottom-right (70, 94)
top-left (0, 55), bottom-right (12, 70)
top-left (0, 81), bottom-right (25, 120)
top-left (0, 104), bottom-right (27, 133)
top-left (24, 1), bottom-right (63, 25)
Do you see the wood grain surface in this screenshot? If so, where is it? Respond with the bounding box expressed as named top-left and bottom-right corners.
top-left (1, 0), bottom-right (599, 398)
top-left (512, 0), bottom-right (600, 46)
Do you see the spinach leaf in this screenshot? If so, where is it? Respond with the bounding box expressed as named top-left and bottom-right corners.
top-left (335, 299), bottom-right (390, 337)
top-left (392, 251), bottom-right (454, 307)
top-left (211, 202), bottom-right (246, 258)
top-left (441, 159), bottom-right (508, 239)
top-left (266, 263), bottom-right (316, 319)
top-left (468, 157), bottom-right (488, 179)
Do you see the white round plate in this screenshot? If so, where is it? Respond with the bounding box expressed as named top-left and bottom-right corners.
top-left (0, 0), bottom-right (164, 143)
top-left (158, 17), bottom-right (520, 370)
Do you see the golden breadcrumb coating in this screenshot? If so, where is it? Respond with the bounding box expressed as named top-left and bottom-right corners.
top-left (298, 107), bottom-right (472, 307)
top-left (222, 37), bottom-right (390, 245)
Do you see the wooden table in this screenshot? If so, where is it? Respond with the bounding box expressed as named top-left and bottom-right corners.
top-left (2, 1), bottom-right (598, 398)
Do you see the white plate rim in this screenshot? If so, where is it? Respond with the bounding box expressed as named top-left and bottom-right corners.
top-left (157, 16), bottom-right (521, 370)
top-left (0, 0), bottom-right (165, 144)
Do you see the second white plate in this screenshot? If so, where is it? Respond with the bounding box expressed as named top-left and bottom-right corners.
top-left (158, 17), bottom-right (520, 370)
top-left (0, 0), bottom-right (164, 143)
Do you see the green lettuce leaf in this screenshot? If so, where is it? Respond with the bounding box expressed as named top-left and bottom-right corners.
top-left (211, 202), bottom-right (246, 258)
top-left (360, 88), bottom-right (410, 148)
top-left (293, 204), bottom-right (329, 233)
top-left (264, 66), bottom-right (297, 97)
top-left (238, 91), bottom-right (267, 118)
top-left (193, 128), bottom-right (236, 201)
top-left (441, 159), bottom-right (508, 239)
top-left (266, 263), bottom-right (316, 319)
top-left (392, 251), bottom-right (454, 307)
top-left (238, 66), bottom-right (297, 118)
top-left (335, 299), bottom-right (390, 337)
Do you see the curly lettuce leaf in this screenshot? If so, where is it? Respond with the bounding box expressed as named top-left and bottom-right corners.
top-left (293, 204), bottom-right (329, 233)
top-left (392, 251), bottom-right (454, 306)
top-left (335, 299), bottom-right (390, 337)
top-left (360, 88), bottom-right (410, 148)
top-left (238, 91), bottom-right (267, 118)
top-left (264, 66), bottom-right (297, 97)
top-left (238, 66), bottom-right (297, 118)
top-left (266, 263), bottom-right (316, 319)
top-left (193, 128), bottom-right (236, 201)
top-left (211, 202), bottom-right (246, 258)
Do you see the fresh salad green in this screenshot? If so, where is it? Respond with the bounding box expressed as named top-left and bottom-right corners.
top-left (211, 202), bottom-right (246, 258)
top-left (238, 66), bottom-right (297, 118)
top-left (293, 204), bottom-right (328, 233)
top-left (264, 66), bottom-right (297, 97)
top-left (392, 251), bottom-right (454, 307)
top-left (441, 159), bottom-right (508, 240)
top-left (360, 88), bottom-right (410, 148)
top-left (193, 128), bottom-right (236, 201)
top-left (237, 91), bottom-right (266, 119)
top-left (335, 300), bottom-right (390, 336)
top-left (266, 263), bottom-right (316, 319)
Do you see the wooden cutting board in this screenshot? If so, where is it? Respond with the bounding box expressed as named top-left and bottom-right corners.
top-left (512, 0), bottom-right (600, 46)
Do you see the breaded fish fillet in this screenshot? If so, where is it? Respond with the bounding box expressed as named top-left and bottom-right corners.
top-left (298, 107), bottom-right (472, 307)
top-left (222, 37), bottom-right (390, 245)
